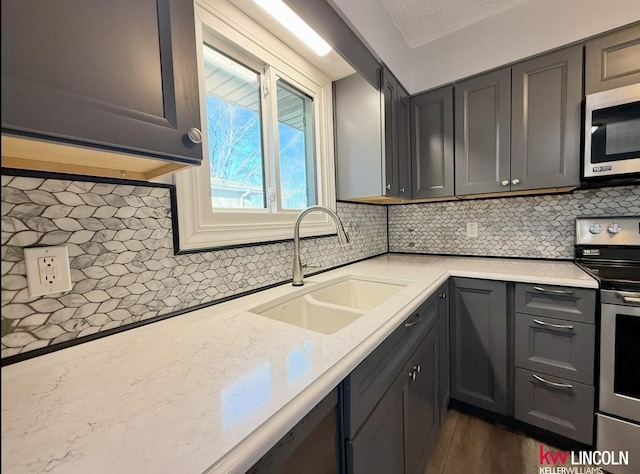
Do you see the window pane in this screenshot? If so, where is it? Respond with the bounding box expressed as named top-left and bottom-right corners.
top-left (203, 44), bottom-right (266, 209)
top-left (276, 80), bottom-right (316, 209)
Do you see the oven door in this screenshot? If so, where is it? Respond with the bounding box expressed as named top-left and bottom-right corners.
top-left (600, 292), bottom-right (640, 422)
top-left (584, 84), bottom-right (640, 179)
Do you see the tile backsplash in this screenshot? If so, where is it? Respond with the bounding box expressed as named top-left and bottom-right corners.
top-left (1, 175), bottom-right (388, 358)
top-left (389, 186), bottom-right (640, 258)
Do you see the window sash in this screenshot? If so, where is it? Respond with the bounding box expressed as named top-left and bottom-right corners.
top-left (175, 0), bottom-right (336, 251)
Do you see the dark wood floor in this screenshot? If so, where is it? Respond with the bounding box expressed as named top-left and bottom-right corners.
top-left (425, 409), bottom-right (597, 474)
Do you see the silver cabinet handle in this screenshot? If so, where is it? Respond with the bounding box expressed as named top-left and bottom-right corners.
top-left (386, 184), bottom-right (391, 190)
top-left (409, 370), bottom-right (417, 381)
top-left (533, 286), bottom-right (574, 295)
top-left (501, 180), bottom-right (509, 186)
top-left (439, 293), bottom-right (446, 298)
top-left (404, 314), bottom-right (421, 328)
top-left (533, 319), bottom-right (574, 330)
top-left (414, 365), bottom-right (421, 374)
top-left (532, 374), bottom-right (573, 389)
top-left (511, 178), bottom-right (520, 185)
top-left (187, 127), bottom-right (203, 144)
top-left (400, 187), bottom-right (405, 193)
top-left (623, 296), bottom-right (640, 304)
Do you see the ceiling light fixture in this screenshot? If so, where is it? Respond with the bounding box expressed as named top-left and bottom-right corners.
top-left (253, 0), bottom-right (332, 56)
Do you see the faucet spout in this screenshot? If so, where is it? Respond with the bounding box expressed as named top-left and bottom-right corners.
top-left (292, 205), bottom-right (350, 286)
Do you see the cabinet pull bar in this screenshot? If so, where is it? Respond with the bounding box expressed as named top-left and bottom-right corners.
top-left (404, 314), bottom-right (421, 328)
top-left (532, 319), bottom-right (574, 330)
top-left (533, 286), bottom-right (574, 295)
top-left (532, 374), bottom-right (573, 389)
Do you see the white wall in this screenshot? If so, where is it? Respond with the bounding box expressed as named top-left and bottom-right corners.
top-left (332, 0), bottom-right (640, 94)
top-left (410, 0), bottom-right (640, 93)
top-left (329, 0), bottom-right (412, 86)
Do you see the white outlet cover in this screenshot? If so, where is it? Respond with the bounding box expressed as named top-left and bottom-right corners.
top-left (467, 222), bottom-right (478, 238)
top-left (24, 246), bottom-right (73, 297)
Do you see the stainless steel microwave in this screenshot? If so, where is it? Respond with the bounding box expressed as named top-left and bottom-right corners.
top-left (584, 83), bottom-right (640, 181)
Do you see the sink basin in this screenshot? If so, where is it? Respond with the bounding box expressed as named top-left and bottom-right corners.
top-left (309, 278), bottom-right (407, 311)
top-left (250, 276), bottom-right (408, 334)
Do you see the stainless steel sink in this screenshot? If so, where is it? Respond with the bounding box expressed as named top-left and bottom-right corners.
top-left (250, 276), bottom-right (408, 334)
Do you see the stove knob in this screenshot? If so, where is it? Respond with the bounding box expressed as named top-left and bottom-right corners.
top-left (608, 223), bottom-right (622, 234)
top-left (589, 224), bottom-right (603, 234)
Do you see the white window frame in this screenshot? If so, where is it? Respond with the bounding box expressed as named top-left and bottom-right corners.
top-left (175, 0), bottom-right (337, 250)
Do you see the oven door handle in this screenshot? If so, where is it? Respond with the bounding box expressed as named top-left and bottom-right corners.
top-left (532, 374), bottom-right (573, 389)
top-left (533, 286), bottom-right (573, 295)
top-left (533, 319), bottom-right (574, 330)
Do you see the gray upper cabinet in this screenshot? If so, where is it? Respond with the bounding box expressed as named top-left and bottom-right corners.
top-left (398, 87), bottom-right (412, 198)
top-left (1, 0), bottom-right (202, 167)
top-left (455, 46), bottom-right (583, 196)
top-left (450, 278), bottom-right (510, 415)
top-left (383, 68), bottom-right (400, 197)
top-left (382, 67), bottom-right (411, 198)
top-left (411, 86), bottom-right (455, 199)
top-left (454, 68), bottom-right (512, 195)
top-left (585, 22), bottom-right (640, 94)
top-left (511, 46), bottom-right (583, 190)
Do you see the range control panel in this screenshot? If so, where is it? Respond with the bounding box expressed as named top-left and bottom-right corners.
top-left (576, 217), bottom-right (640, 246)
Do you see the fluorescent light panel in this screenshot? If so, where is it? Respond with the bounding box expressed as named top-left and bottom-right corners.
top-left (253, 0), bottom-right (332, 56)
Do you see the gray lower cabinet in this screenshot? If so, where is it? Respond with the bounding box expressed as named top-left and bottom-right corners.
top-left (585, 22), bottom-right (640, 94)
top-left (344, 291), bottom-right (443, 473)
top-left (1, 0), bottom-right (202, 165)
top-left (514, 368), bottom-right (595, 445)
top-left (450, 278), bottom-right (510, 415)
top-left (454, 69), bottom-right (512, 195)
top-left (437, 284), bottom-right (450, 424)
top-left (249, 388), bottom-right (340, 473)
top-left (347, 373), bottom-right (406, 474)
top-left (510, 45), bottom-right (582, 190)
top-left (514, 313), bottom-right (595, 385)
top-left (404, 323), bottom-right (440, 474)
top-left (513, 283), bottom-right (597, 444)
top-left (411, 86), bottom-right (455, 199)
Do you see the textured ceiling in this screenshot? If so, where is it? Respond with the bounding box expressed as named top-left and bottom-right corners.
top-left (380, 0), bottom-right (529, 49)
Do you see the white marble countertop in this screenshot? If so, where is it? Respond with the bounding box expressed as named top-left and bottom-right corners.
top-left (1, 254), bottom-right (597, 474)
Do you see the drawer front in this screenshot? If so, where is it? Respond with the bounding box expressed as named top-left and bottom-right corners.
top-left (515, 283), bottom-right (596, 323)
top-left (344, 294), bottom-right (438, 438)
top-left (515, 368), bottom-right (594, 444)
top-left (515, 313), bottom-right (595, 384)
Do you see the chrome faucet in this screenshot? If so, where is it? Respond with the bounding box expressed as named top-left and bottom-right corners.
top-left (292, 205), bottom-right (350, 286)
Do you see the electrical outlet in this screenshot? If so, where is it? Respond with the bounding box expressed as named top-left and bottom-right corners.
top-left (24, 246), bottom-right (72, 297)
top-left (467, 222), bottom-right (478, 238)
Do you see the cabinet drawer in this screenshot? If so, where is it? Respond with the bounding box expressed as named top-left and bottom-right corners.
top-left (515, 368), bottom-right (594, 444)
top-left (515, 313), bottom-right (595, 384)
top-left (343, 294), bottom-right (438, 438)
top-left (515, 283), bottom-right (596, 323)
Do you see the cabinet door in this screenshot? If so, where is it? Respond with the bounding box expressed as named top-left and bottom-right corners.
top-left (450, 278), bottom-right (509, 415)
top-left (455, 68), bottom-right (511, 195)
top-left (438, 283), bottom-right (450, 423)
top-left (511, 46), bottom-right (582, 190)
top-left (404, 323), bottom-right (440, 474)
top-left (398, 86), bottom-right (412, 198)
top-left (382, 68), bottom-right (399, 197)
top-left (585, 23), bottom-right (640, 94)
top-left (1, 0), bottom-right (202, 164)
top-left (347, 374), bottom-right (405, 474)
top-left (411, 86), bottom-right (455, 199)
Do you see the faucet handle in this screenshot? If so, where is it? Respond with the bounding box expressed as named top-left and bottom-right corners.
top-left (302, 262), bottom-right (321, 270)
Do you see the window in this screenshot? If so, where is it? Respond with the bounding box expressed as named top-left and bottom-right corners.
top-left (176, 0), bottom-right (336, 250)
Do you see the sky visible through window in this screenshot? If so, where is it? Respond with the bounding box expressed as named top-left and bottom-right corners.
top-left (203, 44), bottom-right (314, 210)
